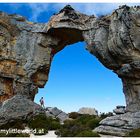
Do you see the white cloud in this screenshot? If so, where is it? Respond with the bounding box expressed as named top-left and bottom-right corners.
top-left (15, 3), bottom-right (140, 22)
top-left (54, 3), bottom-right (140, 16)
top-left (28, 3), bottom-right (50, 21)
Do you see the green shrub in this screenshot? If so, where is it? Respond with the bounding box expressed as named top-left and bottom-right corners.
top-left (0, 115), bottom-right (61, 137)
top-left (127, 128), bottom-right (140, 137)
top-left (0, 120), bottom-right (30, 137)
top-left (86, 118), bottom-right (101, 129)
top-left (28, 114), bottom-right (48, 129)
top-left (28, 114), bottom-right (61, 135)
top-left (28, 114), bottom-right (49, 135)
top-left (0, 120), bottom-right (26, 129)
top-left (57, 120), bottom-right (100, 137)
top-left (49, 121), bottom-right (61, 130)
top-left (57, 119), bottom-right (91, 137)
top-left (63, 120), bottom-right (76, 129)
top-left (76, 114), bottom-right (96, 125)
top-left (56, 113), bottom-right (102, 137)
top-left (76, 130), bottom-right (100, 137)
top-left (69, 112), bottom-right (81, 119)
top-left (100, 112), bottom-right (113, 119)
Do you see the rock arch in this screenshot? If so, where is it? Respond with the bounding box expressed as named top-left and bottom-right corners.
top-left (40, 5), bottom-right (140, 113)
top-left (0, 5), bottom-right (140, 136)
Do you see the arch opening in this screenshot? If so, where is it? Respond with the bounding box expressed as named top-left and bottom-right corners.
top-left (35, 42), bottom-right (125, 113)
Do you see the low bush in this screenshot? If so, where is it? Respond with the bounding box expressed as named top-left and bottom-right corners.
top-left (76, 130), bottom-right (100, 137)
top-left (57, 114), bottom-right (101, 137)
top-left (49, 121), bottom-right (61, 130)
top-left (69, 112), bottom-right (81, 119)
top-left (0, 119), bottom-right (29, 137)
top-left (127, 128), bottom-right (140, 137)
top-left (100, 112), bottom-right (113, 119)
top-left (86, 118), bottom-right (101, 129)
top-left (0, 120), bottom-right (26, 130)
top-left (28, 115), bottom-right (48, 135)
top-left (76, 114), bottom-right (96, 125)
top-left (57, 122), bottom-right (88, 137)
top-left (28, 114), bottom-right (61, 135)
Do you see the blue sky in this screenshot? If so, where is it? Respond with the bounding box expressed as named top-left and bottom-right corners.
top-left (0, 3), bottom-right (139, 113)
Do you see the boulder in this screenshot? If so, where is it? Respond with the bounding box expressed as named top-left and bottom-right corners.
top-left (94, 111), bottom-right (140, 136)
top-left (46, 107), bottom-right (62, 116)
top-left (46, 107), bottom-right (69, 122)
top-left (0, 95), bottom-right (45, 127)
top-left (78, 107), bottom-right (98, 116)
top-left (113, 106), bottom-right (126, 114)
top-left (57, 112), bottom-right (69, 123)
top-left (45, 111), bottom-right (55, 118)
top-left (94, 125), bottom-right (131, 137)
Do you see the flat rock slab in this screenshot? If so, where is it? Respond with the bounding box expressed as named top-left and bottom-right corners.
top-left (94, 111), bottom-right (140, 136)
top-left (94, 125), bottom-right (131, 137)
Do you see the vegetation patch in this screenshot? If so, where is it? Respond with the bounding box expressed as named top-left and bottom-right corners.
top-left (0, 120), bottom-right (29, 137)
top-left (56, 113), bottom-right (102, 137)
top-left (76, 130), bottom-right (100, 137)
top-left (0, 120), bottom-right (26, 130)
top-left (56, 112), bottom-right (114, 137)
top-left (127, 128), bottom-right (140, 137)
top-left (0, 112), bottom-right (113, 137)
top-left (28, 114), bottom-right (61, 135)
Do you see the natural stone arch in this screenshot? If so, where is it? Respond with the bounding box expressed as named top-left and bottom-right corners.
top-left (43, 5), bottom-right (140, 113)
top-left (0, 5), bottom-right (139, 136)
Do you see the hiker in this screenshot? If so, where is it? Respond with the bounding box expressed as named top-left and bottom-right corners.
top-left (40, 97), bottom-right (45, 109)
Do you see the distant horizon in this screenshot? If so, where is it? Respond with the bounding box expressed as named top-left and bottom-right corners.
top-left (1, 3), bottom-right (140, 113)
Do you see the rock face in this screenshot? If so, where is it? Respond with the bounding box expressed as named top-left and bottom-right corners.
top-left (0, 95), bottom-right (45, 126)
top-left (94, 111), bottom-right (140, 136)
top-left (113, 106), bottom-right (126, 115)
top-left (78, 107), bottom-right (98, 115)
top-left (46, 107), bottom-right (69, 123)
top-left (0, 4), bottom-right (139, 136)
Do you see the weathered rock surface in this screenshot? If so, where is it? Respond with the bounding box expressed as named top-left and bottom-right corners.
top-left (78, 107), bottom-right (98, 115)
top-left (94, 111), bottom-right (140, 136)
top-left (46, 107), bottom-right (69, 122)
top-left (113, 106), bottom-right (126, 114)
top-left (0, 4), bottom-right (139, 136)
top-left (0, 95), bottom-right (45, 126)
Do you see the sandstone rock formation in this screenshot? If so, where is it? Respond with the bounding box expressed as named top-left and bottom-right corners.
top-left (0, 4), bottom-right (140, 136)
top-left (78, 107), bottom-right (98, 115)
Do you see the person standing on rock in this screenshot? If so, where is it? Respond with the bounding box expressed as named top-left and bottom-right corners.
top-left (40, 97), bottom-right (45, 109)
